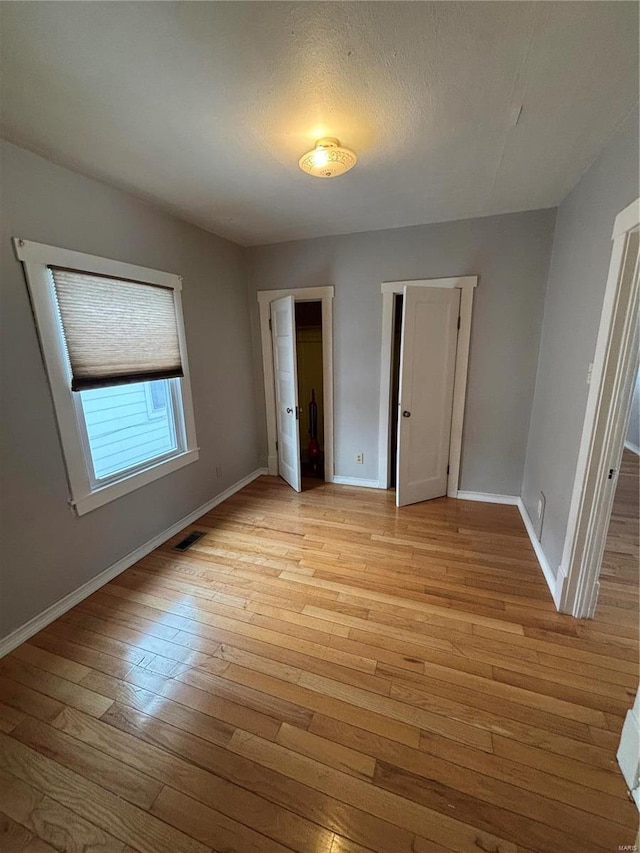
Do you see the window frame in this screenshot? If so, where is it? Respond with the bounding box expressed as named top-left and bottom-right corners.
top-left (14, 238), bottom-right (199, 516)
top-left (78, 378), bottom-right (183, 487)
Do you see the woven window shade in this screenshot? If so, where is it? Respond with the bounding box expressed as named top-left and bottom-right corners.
top-left (50, 268), bottom-right (183, 391)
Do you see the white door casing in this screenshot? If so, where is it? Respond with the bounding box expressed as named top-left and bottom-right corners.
top-left (396, 286), bottom-right (460, 507)
top-left (257, 287), bottom-right (334, 482)
top-left (270, 296), bottom-right (302, 492)
top-left (560, 200), bottom-right (640, 618)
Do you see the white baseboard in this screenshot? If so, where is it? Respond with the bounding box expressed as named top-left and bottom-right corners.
top-left (332, 475), bottom-right (382, 489)
top-left (456, 491), bottom-right (519, 505)
top-left (517, 498), bottom-right (563, 609)
top-left (267, 454), bottom-right (278, 476)
top-left (624, 440), bottom-right (640, 456)
top-left (583, 574), bottom-right (599, 618)
top-left (0, 467), bottom-right (268, 659)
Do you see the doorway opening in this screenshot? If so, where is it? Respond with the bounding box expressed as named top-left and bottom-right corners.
top-left (599, 368), bottom-right (639, 607)
top-left (257, 286), bottom-right (334, 490)
top-left (295, 301), bottom-right (324, 482)
top-left (560, 200), bottom-right (639, 618)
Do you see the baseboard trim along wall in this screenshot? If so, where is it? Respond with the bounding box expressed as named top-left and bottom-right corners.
top-left (332, 475), bottom-right (382, 489)
top-left (0, 467), bottom-right (268, 659)
top-left (624, 439), bottom-right (640, 456)
top-left (455, 490), bottom-right (563, 610)
top-left (456, 491), bottom-right (519, 505)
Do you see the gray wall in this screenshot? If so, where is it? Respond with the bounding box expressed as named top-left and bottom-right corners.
top-left (626, 369), bottom-right (640, 451)
top-left (521, 108), bottom-right (640, 575)
top-left (4, 108), bottom-right (633, 640)
top-left (247, 209), bottom-right (556, 493)
top-left (0, 140), bottom-right (260, 638)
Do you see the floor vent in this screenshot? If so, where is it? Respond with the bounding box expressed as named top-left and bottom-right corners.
top-left (173, 531), bottom-right (206, 551)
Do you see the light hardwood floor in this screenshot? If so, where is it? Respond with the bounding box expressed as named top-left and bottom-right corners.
top-left (1, 474), bottom-right (638, 852)
top-left (600, 448), bottom-right (639, 601)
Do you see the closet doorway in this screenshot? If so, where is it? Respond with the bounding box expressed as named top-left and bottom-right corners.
top-left (257, 287), bottom-right (334, 490)
top-left (295, 301), bottom-right (325, 480)
top-left (378, 277), bottom-right (478, 505)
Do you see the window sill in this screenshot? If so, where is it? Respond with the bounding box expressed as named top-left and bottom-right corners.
top-left (71, 448), bottom-right (199, 516)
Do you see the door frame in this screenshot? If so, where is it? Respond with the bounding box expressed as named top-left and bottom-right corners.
top-left (559, 198), bottom-right (640, 618)
top-left (378, 276), bottom-right (478, 495)
top-left (257, 286), bottom-right (334, 482)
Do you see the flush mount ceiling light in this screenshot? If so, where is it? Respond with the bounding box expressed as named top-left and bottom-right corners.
top-left (298, 137), bottom-right (357, 178)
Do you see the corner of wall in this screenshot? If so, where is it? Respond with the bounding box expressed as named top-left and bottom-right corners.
top-left (519, 206), bottom-right (560, 517)
top-left (518, 109), bottom-right (639, 593)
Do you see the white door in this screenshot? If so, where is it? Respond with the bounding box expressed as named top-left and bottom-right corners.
top-left (396, 286), bottom-right (460, 507)
top-left (271, 296), bottom-right (302, 492)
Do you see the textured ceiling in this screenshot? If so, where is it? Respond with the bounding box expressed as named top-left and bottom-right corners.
top-left (1, 2), bottom-right (638, 246)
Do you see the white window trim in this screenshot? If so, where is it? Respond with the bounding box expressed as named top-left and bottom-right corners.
top-left (13, 238), bottom-right (199, 516)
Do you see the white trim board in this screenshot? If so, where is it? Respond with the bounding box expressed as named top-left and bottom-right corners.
top-left (378, 276), bottom-right (478, 497)
top-left (624, 440), bottom-right (640, 456)
top-left (559, 198), bottom-right (640, 618)
top-left (257, 287), bottom-right (334, 304)
top-left (612, 197), bottom-right (640, 240)
top-left (331, 475), bottom-right (382, 489)
top-left (380, 277), bottom-right (478, 294)
top-left (13, 238), bottom-right (199, 516)
top-left (456, 491), bottom-right (518, 505)
top-left (0, 467), bottom-right (268, 659)
top-left (14, 237), bottom-right (182, 290)
top-left (257, 287), bottom-right (334, 483)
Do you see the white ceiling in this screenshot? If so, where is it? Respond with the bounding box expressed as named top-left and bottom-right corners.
top-left (1, 2), bottom-right (638, 246)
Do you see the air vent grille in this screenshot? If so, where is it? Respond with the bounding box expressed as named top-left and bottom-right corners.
top-left (173, 531), bottom-right (206, 551)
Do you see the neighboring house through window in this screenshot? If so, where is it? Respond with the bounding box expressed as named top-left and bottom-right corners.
top-left (15, 239), bottom-right (199, 515)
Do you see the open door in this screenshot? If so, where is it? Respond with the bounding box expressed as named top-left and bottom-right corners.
top-left (396, 286), bottom-right (460, 507)
top-left (271, 296), bottom-right (302, 492)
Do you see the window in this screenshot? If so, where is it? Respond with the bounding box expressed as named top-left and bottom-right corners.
top-left (15, 239), bottom-right (199, 515)
top-left (81, 379), bottom-right (178, 480)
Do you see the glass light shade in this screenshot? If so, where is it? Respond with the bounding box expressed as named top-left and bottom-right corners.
top-left (298, 137), bottom-right (357, 178)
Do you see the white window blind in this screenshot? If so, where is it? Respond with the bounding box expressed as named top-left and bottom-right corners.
top-left (50, 267), bottom-right (183, 391)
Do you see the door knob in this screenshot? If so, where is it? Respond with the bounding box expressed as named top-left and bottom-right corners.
top-left (286, 407), bottom-right (294, 414)
top-left (402, 410), bottom-right (411, 418)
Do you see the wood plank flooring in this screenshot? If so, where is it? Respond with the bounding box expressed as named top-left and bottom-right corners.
top-left (1, 474), bottom-right (638, 852)
top-left (600, 448), bottom-right (639, 608)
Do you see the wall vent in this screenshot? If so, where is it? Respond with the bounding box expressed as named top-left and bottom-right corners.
top-left (173, 531), bottom-right (206, 551)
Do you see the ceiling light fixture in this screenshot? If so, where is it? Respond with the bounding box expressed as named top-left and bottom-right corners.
top-left (298, 137), bottom-right (357, 179)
